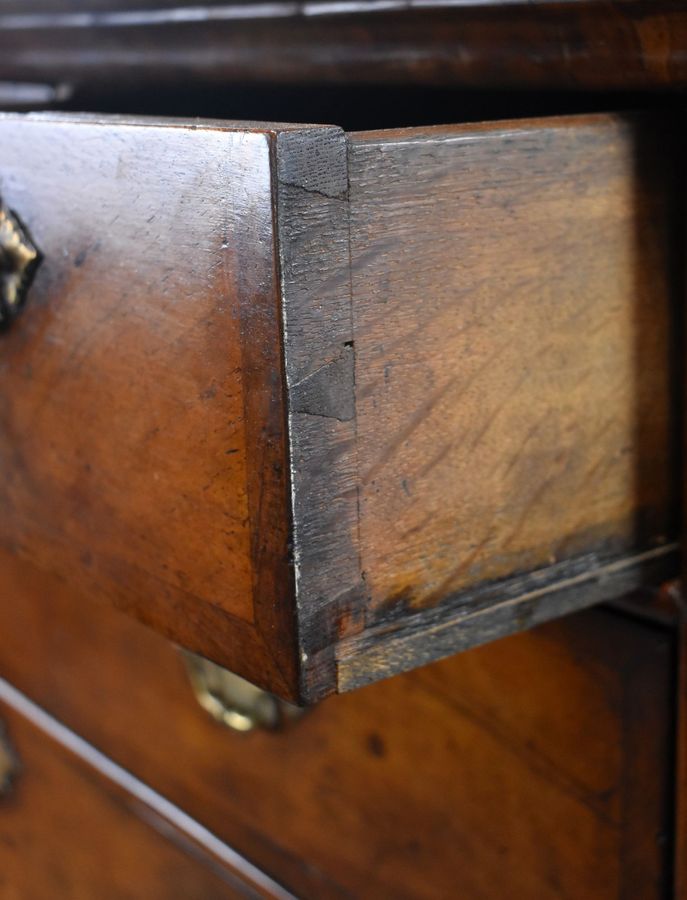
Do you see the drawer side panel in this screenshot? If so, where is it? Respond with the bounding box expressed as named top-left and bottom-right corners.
top-left (338, 113), bottom-right (682, 689)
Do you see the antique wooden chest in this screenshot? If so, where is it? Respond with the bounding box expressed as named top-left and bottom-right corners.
top-left (0, 2), bottom-right (686, 897)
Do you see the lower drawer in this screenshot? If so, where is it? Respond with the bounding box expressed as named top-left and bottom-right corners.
top-left (0, 701), bottom-right (268, 899)
top-left (0, 549), bottom-right (675, 899)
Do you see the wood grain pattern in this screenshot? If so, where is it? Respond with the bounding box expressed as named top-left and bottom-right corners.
top-left (333, 113), bottom-right (682, 691)
top-left (0, 702), bottom-right (266, 900)
top-left (0, 116), bottom-right (256, 625)
top-left (0, 2), bottom-right (685, 93)
top-left (0, 548), bottom-right (674, 899)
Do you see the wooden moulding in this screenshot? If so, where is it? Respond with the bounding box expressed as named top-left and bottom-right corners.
top-left (0, 2), bottom-right (686, 91)
top-left (0, 112), bottom-right (681, 702)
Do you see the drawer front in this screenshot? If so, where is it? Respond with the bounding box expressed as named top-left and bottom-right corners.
top-left (0, 112), bottom-right (681, 701)
top-left (0, 697), bottom-right (272, 899)
top-left (0, 550), bottom-right (675, 900)
top-left (0, 115), bottom-right (308, 697)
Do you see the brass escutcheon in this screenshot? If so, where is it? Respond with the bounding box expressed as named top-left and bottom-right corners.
top-left (0, 202), bottom-right (40, 327)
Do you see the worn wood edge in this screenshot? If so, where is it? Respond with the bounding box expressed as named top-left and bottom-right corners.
top-left (0, 677), bottom-right (296, 900)
top-left (274, 126), bottom-right (366, 703)
top-left (348, 109), bottom-right (656, 145)
top-left (0, 110), bottom-right (331, 133)
top-left (335, 544), bottom-right (680, 692)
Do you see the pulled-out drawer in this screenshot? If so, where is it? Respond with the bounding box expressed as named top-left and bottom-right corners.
top-left (0, 112), bottom-right (680, 701)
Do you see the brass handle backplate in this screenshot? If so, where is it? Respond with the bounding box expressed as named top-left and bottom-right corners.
top-left (0, 202), bottom-right (40, 328)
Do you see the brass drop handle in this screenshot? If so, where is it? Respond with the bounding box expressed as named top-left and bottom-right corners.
top-left (0, 202), bottom-right (41, 327)
top-left (181, 651), bottom-right (307, 733)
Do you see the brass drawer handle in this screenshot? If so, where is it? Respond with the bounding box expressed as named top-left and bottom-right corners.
top-left (181, 651), bottom-right (306, 733)
top-left (0, 202), bottom-right (40, 327)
